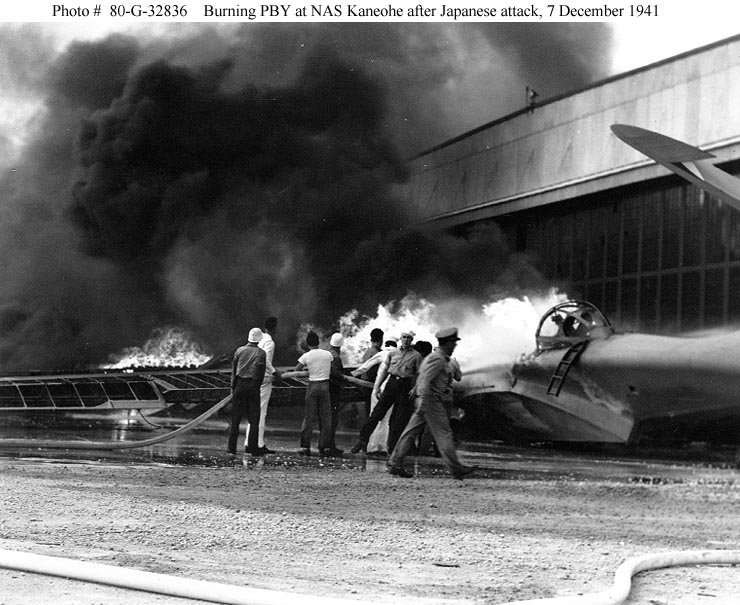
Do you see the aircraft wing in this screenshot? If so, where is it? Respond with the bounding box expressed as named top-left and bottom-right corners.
top-left (0, 369), bottom-right (234, 411)
top-left (0, 371), bottom-right (168, 411)
top-left (0, 366), bottom-right (358, 412)
top-left (611, 124), bottom-right (740, 212)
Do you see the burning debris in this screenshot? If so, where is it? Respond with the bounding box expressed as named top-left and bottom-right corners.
top-left (103, 326), bottom-right (211, 369)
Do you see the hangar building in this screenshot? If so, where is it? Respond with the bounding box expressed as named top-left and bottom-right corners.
top-left (402, 35), bottom-right (740, 334)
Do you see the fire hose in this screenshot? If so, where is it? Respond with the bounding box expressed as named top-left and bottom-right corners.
top-left (0, 547), bottom-right (399, 605)
top-left (0, 393), bottom-right (233, 450)
top-left (497, 549), bottom-right (740, 605)
top-left (0, 548), bottom-right (737, 605)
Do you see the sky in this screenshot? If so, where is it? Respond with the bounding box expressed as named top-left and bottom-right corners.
top-left (0, 18), bottom-right (738, 370)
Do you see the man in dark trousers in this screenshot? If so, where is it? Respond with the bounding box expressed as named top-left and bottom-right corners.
top-left (295, 331), bottom-right (334, 456)
top-left (386, 327), bottom-right (476, 480)
top-left (228, 327), bottom-right (267, 456)
top-left (351, 329), bottom-right (422, 455)
top-left (359, 328), bottom-right (384, 418)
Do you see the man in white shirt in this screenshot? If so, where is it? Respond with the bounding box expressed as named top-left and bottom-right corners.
top-left (294, 331), bottom-right (334, 456)
top-left (246, 316), bottom-right (282, 455)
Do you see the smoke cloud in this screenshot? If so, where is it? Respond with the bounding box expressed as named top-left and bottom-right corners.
top-left (0, 23), bottom-right (613, 370)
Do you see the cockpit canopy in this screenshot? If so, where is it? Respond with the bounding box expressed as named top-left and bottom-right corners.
top-left (535, 300), bottom-right (614, 351)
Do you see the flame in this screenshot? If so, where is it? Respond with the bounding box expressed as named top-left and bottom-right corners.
top-left (338, 289), bottom-right (568, 372)
top-left (104, 326), bottom-right (211, 369)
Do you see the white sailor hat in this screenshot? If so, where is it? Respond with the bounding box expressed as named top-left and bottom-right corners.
top-left (248, 327), bottom-right (264, 343)
top-left (435, 327), bottom-right (461, 342)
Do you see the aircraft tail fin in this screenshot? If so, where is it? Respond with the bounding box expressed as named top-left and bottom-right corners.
top-left (611, 124), bottom-right (740, 213)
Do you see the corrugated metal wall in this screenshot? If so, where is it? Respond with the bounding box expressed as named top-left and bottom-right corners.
top-left (518, 173), bottom-right (740, 333)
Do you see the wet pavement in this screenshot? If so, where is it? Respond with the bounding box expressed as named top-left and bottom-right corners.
top-left (1, 418), bottom-right (739, 485)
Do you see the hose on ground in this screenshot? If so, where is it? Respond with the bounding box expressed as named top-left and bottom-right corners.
top-left (0, 394), bottom-right (232, 450)
top-left (0, 548), bottom-right (399, 605)
top-left (1, 548), bottom-right (738, 605)
top-left (498, 549), bottom-right (740, 605)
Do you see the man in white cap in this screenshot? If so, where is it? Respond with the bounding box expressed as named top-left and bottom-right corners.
top-left (325, 332), bottom-right (347, 456)
top-left (351, 329), bottom-right (422, 455)
top-left (387, 327), bottom-right (476, 480)
top-left (228, 328), bottom-right (267, 456)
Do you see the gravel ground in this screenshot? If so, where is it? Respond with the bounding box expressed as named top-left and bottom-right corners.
top-left (0, 449), bottom-right (739, 605)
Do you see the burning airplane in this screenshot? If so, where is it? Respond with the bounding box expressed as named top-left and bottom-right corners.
top-left (457, 299), bottom-right (740, 445)
top-left (456, 125), bottom-right (740, 446)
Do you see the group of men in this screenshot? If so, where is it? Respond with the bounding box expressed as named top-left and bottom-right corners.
top-left (349, 326), bottom-right (475, 480)
top-left (228, 317), bottom-right (476, 479)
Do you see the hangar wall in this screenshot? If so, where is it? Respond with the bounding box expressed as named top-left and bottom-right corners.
top-left (401, 35), bottom-right (740, 333)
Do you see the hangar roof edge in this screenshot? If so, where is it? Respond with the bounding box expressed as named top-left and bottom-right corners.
top-left (409, 33), bottom-right (740, 162)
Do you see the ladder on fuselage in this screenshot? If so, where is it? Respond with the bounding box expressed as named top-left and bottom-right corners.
top-left (546, 340), bottom-right (588, 396)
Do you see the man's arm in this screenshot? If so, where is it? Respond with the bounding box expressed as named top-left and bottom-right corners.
top-left (330, 353), bottom-right (345, 386)
top-left (263, 338), bottom-right (276, 376)
top-left (231, 350), bottom-right (238, 390)
top-left (351, 352), bottom-right (382, 377)
top-left (256, 351), bottom-right (267, 384)
top-left (410, 351), bottom-right (422, 381)
top-left (373, 356), bottom-right (390, 395)
top-left (450, 358), bottom-right (462, 381)
top-left (416, 355), bottom-right (446, 400)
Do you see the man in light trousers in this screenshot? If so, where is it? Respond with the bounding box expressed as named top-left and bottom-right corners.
top-left (246, 316), bottom-right (282, 455)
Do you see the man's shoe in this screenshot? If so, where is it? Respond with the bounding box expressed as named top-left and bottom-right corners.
top-left (453, 465), bottom-right (478, 480)
top-left (257, 446), bottom-right (275, 455)
top-left (321, 448), bottom-right (343, 457)
top-left (246, 448), bottom-right (265, 457)
top-left (350, 441), bottom-right (366, 454)
top-left (298, 448), bottom-right (311, 456)
top-left (386, 465), bottom-right (414, 478)
top-left (366, 450), bottom-right (388, 459)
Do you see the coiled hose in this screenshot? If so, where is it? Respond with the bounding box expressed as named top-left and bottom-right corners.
top-left (0, 394), bottom-right (232, 450)
top-left (498, 549), bottom-right (740, 604)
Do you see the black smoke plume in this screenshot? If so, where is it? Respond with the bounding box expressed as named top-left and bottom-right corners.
top-left (0, 23), bottom-right (613, 369)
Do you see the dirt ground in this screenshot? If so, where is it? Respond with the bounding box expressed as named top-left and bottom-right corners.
top-left (0, 449), bottom-right (739, 605)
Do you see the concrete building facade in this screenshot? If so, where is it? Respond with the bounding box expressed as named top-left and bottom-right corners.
top-left (402, 35), bottom-right (740, 334)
